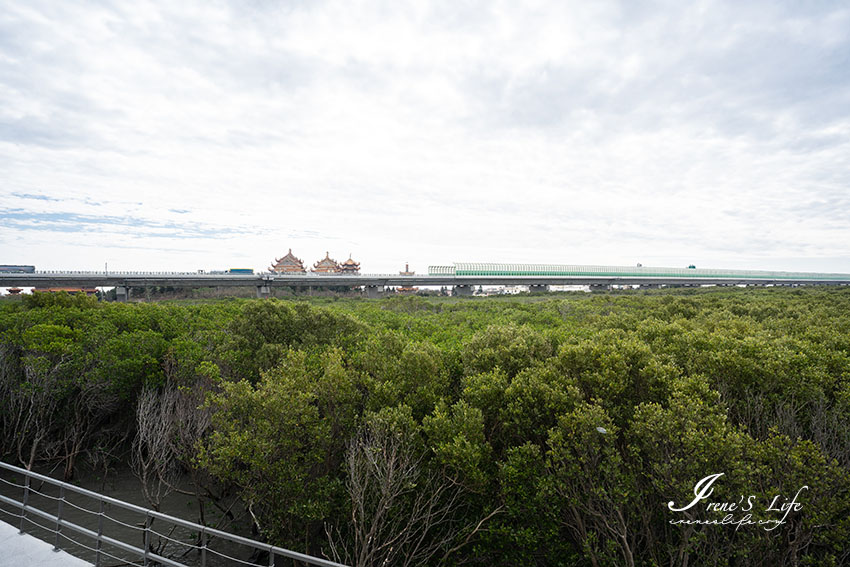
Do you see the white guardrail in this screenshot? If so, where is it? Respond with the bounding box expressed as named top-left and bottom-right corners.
top-left (31, 272), bottom-right (404, 276)
top-left (0, 461), bottom-right (347, 567)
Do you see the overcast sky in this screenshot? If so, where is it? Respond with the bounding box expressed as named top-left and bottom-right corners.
top-left (2, 0), bottom-right (849, 274)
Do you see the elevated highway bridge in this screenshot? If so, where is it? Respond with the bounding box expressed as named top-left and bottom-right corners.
top-left (3, 261), bottom-right (850, 299)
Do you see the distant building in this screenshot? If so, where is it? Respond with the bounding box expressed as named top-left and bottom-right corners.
top-left (269, 249), bottom-right (360, 275)
top-left (339, 255), bottom-right (361, 274)
top-left (269, 249), bottom-right (307, 273)
top-left (312, 252), bottom-right (340, 273)
top-left (398, 262), bottom-right (418, 293)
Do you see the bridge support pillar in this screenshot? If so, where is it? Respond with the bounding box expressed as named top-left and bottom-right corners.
top-left (453, 285), bottom-right (473, 297)
top-left (364, 285), bottom-right (383, 299)
top-left (115, 286), bottom-right (129, 302)
top-left (256, 285), bottom-right (271, 299)
top-left (589, 284), bottom-right (610, 292)
top-left (528, 284), bottom-right (549, 293)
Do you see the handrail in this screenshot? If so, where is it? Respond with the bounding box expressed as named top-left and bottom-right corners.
top-left (0, 460), bottom-right (348, 567)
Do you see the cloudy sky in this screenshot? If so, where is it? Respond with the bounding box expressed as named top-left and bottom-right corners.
top-left (2, 0), bottom-right (849, 274)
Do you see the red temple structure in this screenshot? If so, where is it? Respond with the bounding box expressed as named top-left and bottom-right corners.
top-left (398, 262), bottom-right (418, 293)
top-left (338, 255), bottom-right (361, 274)
top-left (312, 252), bottom-right (340, 273)
top-left (269, 249), bottom-right (306, 273)
top-left (270, 249), bottom-right (361, 276)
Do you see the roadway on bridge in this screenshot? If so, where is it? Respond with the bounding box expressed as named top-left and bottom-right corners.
top-left (0, 520), bottom-right (91, 567)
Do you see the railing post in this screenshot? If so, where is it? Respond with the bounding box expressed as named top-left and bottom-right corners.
top-left (19, 474), bottom-right (30, 534)
top-left (95, 500), bottom-right (104, 567)
top-left (144, 513), bottom-right (151, 566)
top-left (53, 485), bottom-right (65, 551)
top-left (268, 544), bottom-right (275, 567)
top-left (200, 527), bottom-right (207, 567)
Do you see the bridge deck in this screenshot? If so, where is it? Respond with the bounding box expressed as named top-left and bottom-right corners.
top-left (0, 520), bottom-right (91, 567)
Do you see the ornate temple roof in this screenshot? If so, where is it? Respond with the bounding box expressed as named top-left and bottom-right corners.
top-left (312, 252), bottom-right (340, 273)
top-left (270, 248), bottom-right (306, 273)
top-left (339, 255), bottom-right (360, 273)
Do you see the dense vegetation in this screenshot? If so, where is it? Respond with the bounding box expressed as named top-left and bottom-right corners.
top-left (1, 288), bottom-right (849, 566)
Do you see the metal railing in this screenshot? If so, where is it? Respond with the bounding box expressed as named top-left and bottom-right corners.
top-left (0, 461), bottom-right (347, 567)
top-left (35, 271), bottom-right (204, 276)
top-left (27, 271), bottom-right (413, 277)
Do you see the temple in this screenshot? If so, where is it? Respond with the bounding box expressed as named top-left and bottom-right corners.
top-left (339, 255), bottom-right (361, 274)
top-left (312, 252), bottom-right (340, 273)
top-left (398, 262), bottom-right (418, 293)
top-left (269, 249), bottom-right (361, 276)
top-left (269, 249), bottom-right (306, 273)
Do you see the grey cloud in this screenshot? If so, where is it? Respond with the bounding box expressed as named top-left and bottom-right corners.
top-left (443, 2), bottom-right (850, 145)
top-left (0, 118), bottom-right (92, 149)
top-left (11, 193), bottom-right (60, 202)
top-left (0, 210), bottom-right (250, 240)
